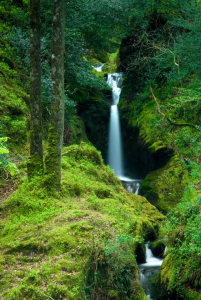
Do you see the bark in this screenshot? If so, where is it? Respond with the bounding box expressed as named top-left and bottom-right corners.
top-left (45, 0), bottom-right (66, 191)
top-left (27, 0), bottom-right (43, 178)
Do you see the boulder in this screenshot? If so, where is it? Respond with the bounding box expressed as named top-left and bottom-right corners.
top-left (150, 241), bottom-right (166, 258)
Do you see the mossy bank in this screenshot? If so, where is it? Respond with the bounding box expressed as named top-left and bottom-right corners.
top-left (0, 144), bottom-right (165, 300)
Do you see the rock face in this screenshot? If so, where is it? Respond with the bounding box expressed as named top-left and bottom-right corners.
top-left (140, 156), bottom-right (189, 214)
top-left (150, 241), bottom-right (166, 258)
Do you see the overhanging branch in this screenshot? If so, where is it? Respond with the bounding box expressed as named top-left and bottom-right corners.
top-left (150, 87), bottom-right (196, 129)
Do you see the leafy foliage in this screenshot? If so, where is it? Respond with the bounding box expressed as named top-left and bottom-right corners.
top-left (0, 137), bottom-right (18, 176)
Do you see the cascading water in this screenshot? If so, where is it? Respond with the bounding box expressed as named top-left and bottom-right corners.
top-left (121, 179), bottom-right (142, 195)
top-left (108, 73), bottom-right (124, 178)
top-left (107, 73), bottom-right (141, 193)
top-left (139, 244), bottom-right (164, 299)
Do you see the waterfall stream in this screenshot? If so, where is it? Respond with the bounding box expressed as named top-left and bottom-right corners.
top-left (139, 244), bottom-right (163, 299)
top-left (107, 72), bottom-right (142, 194)
top-left (107, 73), bottom-right (123, 178)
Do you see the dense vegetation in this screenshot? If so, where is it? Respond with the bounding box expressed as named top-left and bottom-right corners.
top-left (1, 0), bottom-right (201, 299)
top-left (118, 0), bottom-right (201, 298)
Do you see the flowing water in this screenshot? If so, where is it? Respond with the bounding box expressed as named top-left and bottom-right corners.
top-left (107, 73), bottom-right (124, 178)
top-left (107, 73), bottom-right (142, 193)
top-left (139, 244), bottom-right (163, 299)
top-left (121, 179), bottom-right (142, 195)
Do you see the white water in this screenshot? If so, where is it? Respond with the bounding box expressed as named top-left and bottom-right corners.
top-left (121, 179), bottom-right (142, 195)
top-left (107, 73), bottom-right (142, 193)
top-left (108, 73), bottom-right (123, 177)
top-left (139, 244), bottom-right (164, 299)
top-left (141, 244), bottom-right (163, 268)
top-left (93, 63), bottom-right (105, 72)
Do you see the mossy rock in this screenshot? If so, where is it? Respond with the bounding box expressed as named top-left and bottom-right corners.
top-left (63, 143), bottom-right (103, 166)
top-left (150, 240), bottom-right (165, 258)
top-left (140, 156), bottom-right (189, 214)
top-left (102, 50), bottom-right (120, 74)
top-left (151, 252), bottom-right (201, 300)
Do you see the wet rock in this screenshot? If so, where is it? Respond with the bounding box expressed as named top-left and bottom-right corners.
top-left (150, 241), bottom-right (166, 258)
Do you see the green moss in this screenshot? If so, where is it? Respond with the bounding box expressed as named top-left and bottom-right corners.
top-left (102, 50), bottom-right (120, 74)
top-left (63, 143), bottom-right (104, 166)
top-left (150, 240), bottom-right (166, 258)
top-left (0, 144), bottom-right (163, 299)
top-left (64, 115), bottom-right (89, 146)
top-left (183, 289), bottom-right (201, 300)
top-left (140, 156), bottom-right (189, 214)
top-left (27, 154), bottom-right (43, 179)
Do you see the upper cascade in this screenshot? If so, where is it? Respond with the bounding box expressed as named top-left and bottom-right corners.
top-left (107, 73), bottom-right (123, 91)
top-left (93, 63), bottom-right (105, 72)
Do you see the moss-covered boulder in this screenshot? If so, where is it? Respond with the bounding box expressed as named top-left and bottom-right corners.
top-left (0, 144), bottom-right (164, 300)
top-left (140, 156), bottom-right (189, 214)
top-left (150, 240), bottom-right (166, 258)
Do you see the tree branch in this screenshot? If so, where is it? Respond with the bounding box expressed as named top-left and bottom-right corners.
top-left (150, 87), bottom-right (196, 129)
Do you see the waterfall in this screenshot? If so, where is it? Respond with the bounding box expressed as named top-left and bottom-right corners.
top-left (107, 72), bottom-right (142, 192)
top-left (108, 73), bottom-right (123, 178)
top-left (139, 244), bottom-right (164, 299)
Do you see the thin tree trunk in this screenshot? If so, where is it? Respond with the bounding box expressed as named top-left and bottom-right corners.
top-left (27, 0), bottom-right (43, 178)
top-left (45, 0), bottom-right (66, 191)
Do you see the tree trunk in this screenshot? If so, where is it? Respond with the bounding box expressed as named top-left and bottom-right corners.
top-left (27, 0), bottom-right (43, 178)
top-left (45, 0), bottom-right (66, 191)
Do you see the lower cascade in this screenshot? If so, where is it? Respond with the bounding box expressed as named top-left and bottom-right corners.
top-left (121, 179), bottom-right (142, 195)
top-left (139, 244), bottom-right (163, 299)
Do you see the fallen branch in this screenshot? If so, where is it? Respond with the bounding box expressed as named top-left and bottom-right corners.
top-left (150, 87), bottom-right (196, 129)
